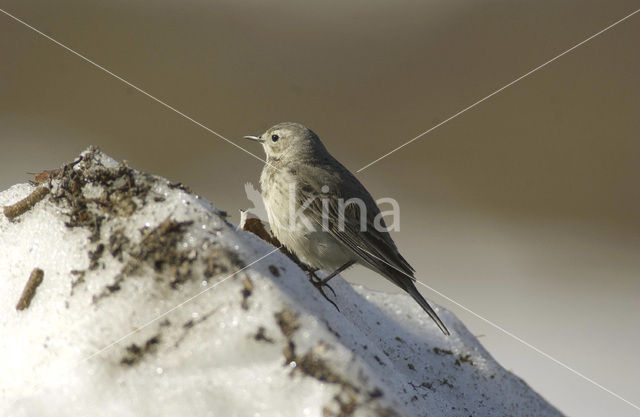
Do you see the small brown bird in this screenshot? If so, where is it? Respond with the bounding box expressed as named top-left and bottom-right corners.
top-left (245, 122), bottom-right (449, 335)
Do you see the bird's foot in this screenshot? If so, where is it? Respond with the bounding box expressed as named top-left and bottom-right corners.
top-left (307, 270), bottom-right (339, 311)
top-left (308, 270), bottom-right (336, 296)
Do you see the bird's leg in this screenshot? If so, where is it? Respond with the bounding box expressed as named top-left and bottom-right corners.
top-left (316, 261), bottom-right (355, 286)
top-left (308, 261), bottom-right (356, 311)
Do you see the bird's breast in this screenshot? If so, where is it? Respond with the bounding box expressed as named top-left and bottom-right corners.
top-left (259, 167), bottom-right (352, 271)
top-left (260, 169), bottom-right (309, 239)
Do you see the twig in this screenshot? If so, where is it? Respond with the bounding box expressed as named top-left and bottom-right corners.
top-left (3, 186), bottom-right (50, 221)
top-left (16, 268), bottom-right (44, 310)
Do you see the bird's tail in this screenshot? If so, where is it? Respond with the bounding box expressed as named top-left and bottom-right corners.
top-left (354, 245), bottom-right (450, 335)
top-left (405, 282), bottom-right (450, 336)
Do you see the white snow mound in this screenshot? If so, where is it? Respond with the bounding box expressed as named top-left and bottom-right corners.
top-left (0, 148), bottom-right (563, 417)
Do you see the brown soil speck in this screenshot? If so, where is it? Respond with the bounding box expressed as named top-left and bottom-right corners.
top-left (275, 310), bottom-right (300, 338)
top-left (433, 347), bottom-right (453, 356)
top-left (253, 327), bottom-right (275, 343)
top-left (70, 270), bottom-right (86, 295)
top-left (455, 353), bottom-right (474, 367)
top-left (120, 335), bottom-right (160, 366)
top-left (241, 276), bottom-right (254, 310)
top-left (88, 243), bottom-right (105, 270)
top-left (268, 265), bottom-right (280, 277)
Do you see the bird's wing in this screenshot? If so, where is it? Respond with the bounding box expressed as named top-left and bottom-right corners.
top-left (294, 163), bottom-right (415, 285)
top-left (294, 162), bottom-right (450, 335)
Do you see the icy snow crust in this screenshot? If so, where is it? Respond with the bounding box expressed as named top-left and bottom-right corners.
top-left (0, 148), bottom-right (562, 417)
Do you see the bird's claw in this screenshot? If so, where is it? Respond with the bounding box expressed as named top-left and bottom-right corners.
top-left (308, 271), bottom-right (339, 311)
top-left (308, 271), bottom-right (336, 297)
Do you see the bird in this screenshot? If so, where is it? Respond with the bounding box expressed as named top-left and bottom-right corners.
top-left (244, 122), bottom-right (449, 335)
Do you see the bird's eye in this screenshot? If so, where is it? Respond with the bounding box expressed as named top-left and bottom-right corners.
top-left (271, 134), bottom-right (279, 142)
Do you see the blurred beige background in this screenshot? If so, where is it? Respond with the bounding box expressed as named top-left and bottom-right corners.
top-left (1, 0), bottom-right (639, 415)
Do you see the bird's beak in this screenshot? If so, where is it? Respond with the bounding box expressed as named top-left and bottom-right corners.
top-left (243, 135), bottom-right (264, 143)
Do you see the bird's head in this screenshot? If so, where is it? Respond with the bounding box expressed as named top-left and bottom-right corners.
top-left (244, 122), bottom-right (327, 163)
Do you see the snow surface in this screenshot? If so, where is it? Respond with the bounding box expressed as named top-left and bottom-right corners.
top-left (0, 148), bottom-right (563, 417)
